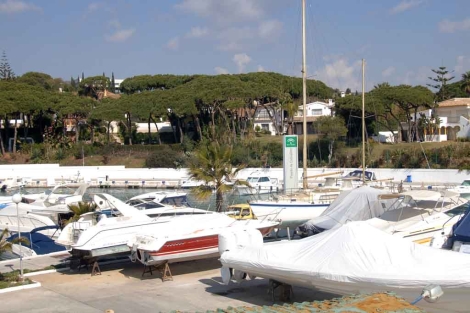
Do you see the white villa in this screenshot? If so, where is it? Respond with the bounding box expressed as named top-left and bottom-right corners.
top-left (252, 100), bottom-right (334, 136)
top-left (414, 98), bottom-right (470, 142)
top-left (293, 100), bottom-right (334, 134)
top-left (253, 106), bottom-right (283, 136)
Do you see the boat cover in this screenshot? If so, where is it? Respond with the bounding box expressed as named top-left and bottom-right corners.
top-left (220, 221), bottom-right (470, 289)
top-left (299, 186), bottom-right (390, 231)
top-left (452, 204), bottom-right (470, 243)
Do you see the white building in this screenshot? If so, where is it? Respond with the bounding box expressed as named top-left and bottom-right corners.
top-left (293, 100), bottom-right (334, 134)
top-left (413, 98), bottom-right (470, 142)
top-left (253, 106), bottom-right (283, 136)
top-left (114, 79), bottom-right (124, 92)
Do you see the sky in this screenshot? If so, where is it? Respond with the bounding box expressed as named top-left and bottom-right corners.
top-left (0, 0), bottom-right (469, 92)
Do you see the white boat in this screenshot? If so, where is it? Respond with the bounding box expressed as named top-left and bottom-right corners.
top-left (0, 176), bottom-right (24, 191)
top-left (248, 198), bottom-right (330, 230)
top-left (127, 214), bottom-right (278, 266)
top-left (0, 183), bottom-right (89, 235)
top-left (235, 171), bottom-right (280, 196)
top-left (22, 183), bottom-right (89, 206)
top-left (55, 193), bottom-right (214, 259)
top-left (219, 221), bottom-right (470, 313)
top-left (296, 185), bottom-right (391, 236)
top-left (366, 190), bottom-right (468, 245)
top-left (448, 178), bottom-right (470, 200)
top-left (180, 178), bottom-right (205, 189)
top-left (94, 190), bottom-right (195, 218)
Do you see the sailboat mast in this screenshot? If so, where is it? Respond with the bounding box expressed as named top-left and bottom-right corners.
top-left (301, 0), bottom-right (308, 189)
top-left (361, 59), bottom-right (366, 184)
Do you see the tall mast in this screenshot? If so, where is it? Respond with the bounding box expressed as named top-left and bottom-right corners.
top-left (361, 59), bottom-right (366, 184)
top-left (301, 0), bottom-right (308, 189)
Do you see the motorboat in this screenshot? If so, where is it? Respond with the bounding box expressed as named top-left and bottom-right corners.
top-left (219, 221), bottom-right (470, 313)
top-left (447, 178), bottom-right (470, 200)
top-left (0, 183), bottom-right (89, 235)
top-left (55, 193), bottom-right (214, 259)
top-left (430, 202), bottom-right (470, 251)
top-left (94, 190), bottom-right (195, 218)
top-left (7, 225), bottom-right (66, 258)
top-left (0, 176), bottom-right (24, 191)
top-left (179, 178), bottom-right (205, 189)
top-left (296, 185), bottom-right (391, 236)
top-left (365, 190), bottom-right (469, 245)
top-left (247, 183), bottom-right (350, 229)
top-left (235, 171), bottom-right (280, 196)
top-left (297, 188), bottom-right (469, 246)
top-left (127, 213), bottom-right (278, 266)
top-left (128, 190), bottom-right (190, 204)
top-left (21, 183), bottom-right (89, 205)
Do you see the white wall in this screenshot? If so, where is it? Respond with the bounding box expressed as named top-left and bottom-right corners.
top-left (0, 164), bottom-right (468, 186)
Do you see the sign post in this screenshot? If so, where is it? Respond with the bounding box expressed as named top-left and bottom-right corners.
top-left (283, 135), bottom-right (299, 193)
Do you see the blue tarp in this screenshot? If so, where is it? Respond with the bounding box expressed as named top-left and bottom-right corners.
top-left (8, 226), bottom-right (66, 255)
top-left (453, 205), bottom-right (470, 243)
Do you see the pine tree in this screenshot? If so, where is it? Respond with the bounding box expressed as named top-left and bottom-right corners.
top-left (102, 72), bottom-right (105, 77)
top-left (427, 66), bottom-right (455, 102)
top-left (70, 76), bottom-right (76, 88)
top-left (77, 75), bottom-right (80, 83)
top-left (0, 51), bottom-right (15, 80)
top-left (82, 72), bottom-right (84, 81)
top-left (111, 72), bottom-right (115, 93)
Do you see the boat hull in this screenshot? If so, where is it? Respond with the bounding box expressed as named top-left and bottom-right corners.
top-left (249, 202), bottom-right (329, 229)
top-left (134, 225), bottom-right (275, 266)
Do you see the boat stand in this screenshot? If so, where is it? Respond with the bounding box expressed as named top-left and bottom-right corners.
top-left (268, 279), bottom-right (293, 302)
top-left (142, 261), bottom-right (173, 282)
top-left (77, 258), bottom-right (101, 276)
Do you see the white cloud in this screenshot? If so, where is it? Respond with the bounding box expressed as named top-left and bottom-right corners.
top-left (214, 66), bottom-right (229, 75)
top-left (216, 27), bottom-right (253, 51)
top-left (258, 19), bottom-right (283, 39)
top-left (382, 66), bottom-right (396, 78)
top-left (314, 58), bottom-right (362, 91)
top-left (105, 28), bottom-right (135, 43)
top-left (390, 0), bottom-right (424, 14)
top-left (454, 55), bottom-right (470, 75)
top-left (233, 53), bottom-right (252, 73)
top-left (108, 19), bottom-right (121, 29)
top-left (401, 66), bottom-right (430, 85)
top-left (439, 18), bottom-right (470, 33)
top-left (186, 26), bottom-right (209, 38)
top-left (257, 65), bottom-right (265, 72)
top-left (175, 0), bottom-right (264, 25)
top-left (166, 37), bottom-right (180, 50)
top-left (88, 2), bottom-right (102, 12)
top-left (0, 0), bottom-right (41, 14)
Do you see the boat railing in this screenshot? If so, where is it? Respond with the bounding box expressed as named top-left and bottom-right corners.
top-left (150, 206), bottom-right (212, 220)
top-left (230, 208), bottom-right (284, 227)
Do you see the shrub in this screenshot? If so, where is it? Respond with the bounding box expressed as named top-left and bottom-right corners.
top-left (145, 146), bottom-right (187, 168)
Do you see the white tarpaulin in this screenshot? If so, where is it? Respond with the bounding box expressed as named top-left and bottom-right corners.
top-left (220, 222), bottom-right (470, 312)
top-left (300, 186), bottom-right (390, 231)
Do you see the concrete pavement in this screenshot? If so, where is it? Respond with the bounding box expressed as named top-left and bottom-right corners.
top-left (0, 258), bottom-right (338, 313)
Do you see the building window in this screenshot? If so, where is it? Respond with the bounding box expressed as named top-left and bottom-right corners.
top-left (256, 109), bottom-right (271, 119)
top-left (312, 109), bottom-right (322, 116)
top-left (261, 124), bottom-right (269, 131)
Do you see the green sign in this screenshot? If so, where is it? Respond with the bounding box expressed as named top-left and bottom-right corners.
top-left (285, 136), bottom-right (297, 148)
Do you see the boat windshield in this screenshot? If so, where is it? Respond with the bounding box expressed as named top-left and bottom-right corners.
top-left (247, 177), bottom-right (259, 183)
top-left (445, 202), bottom-right (470, 217)
top-left (160, 195), bottom-right (189, 207)
top-left (462, 180), bottom-right (470, 186)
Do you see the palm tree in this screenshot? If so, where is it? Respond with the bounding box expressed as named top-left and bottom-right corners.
top-left (189, 142), bottom-right (246, 212)
top-left (0, 229), bottom-right (13, 254)
top-left (65, 201), bottom-right (97, 225)
top-left (0, 228), bottom-right (29, 255)
top-left (461, 71), bottom-right (470, 96)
